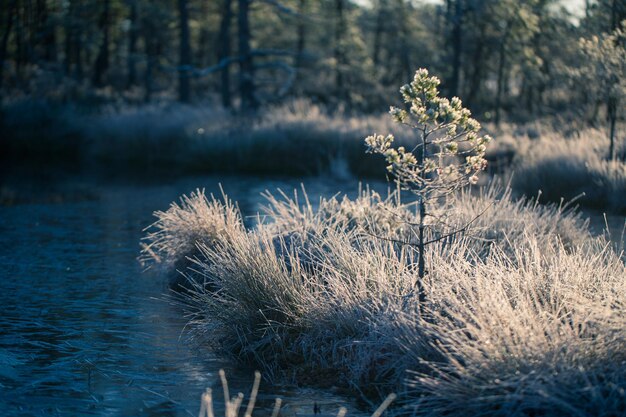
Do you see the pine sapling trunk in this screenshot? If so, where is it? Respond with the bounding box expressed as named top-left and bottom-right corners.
top-left (417, 195), bottom-right (426, 304)
top-left (416, 124), bottom-right (427, 304)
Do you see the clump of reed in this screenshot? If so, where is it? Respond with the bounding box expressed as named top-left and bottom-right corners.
top-left (139, 188), bottom-right (243, 273)
top-left (143, 181), bottom-right (625, 416)
top-left (199, 369), bottom-right (396, 417)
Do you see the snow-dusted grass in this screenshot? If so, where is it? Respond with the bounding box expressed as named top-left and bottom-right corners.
top-left (141, 183), bottom-right (625, 416)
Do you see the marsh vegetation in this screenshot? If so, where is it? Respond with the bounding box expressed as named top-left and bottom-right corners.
top-left (142, 181), bottom-right (624, 416)
top-left (1, 0), bottom-right (625, 415)
top-left (141, 71), bottom-right (625, 416)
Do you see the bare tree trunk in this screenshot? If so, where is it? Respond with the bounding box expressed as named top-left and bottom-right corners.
top-left (608, 96), bottom-right (617, 160)
top-left (64, 0), bottom-right (72, 75)
top-left (143, 11), bottom-right (156, 102)
top-left (397, 0), bottom-right (412, 83)
top-left (237, 0), bottom-right (256, 111)
top-left (466, 23), bottom-right (485, 107)
top-left (64, 0), bottom-right (85, 80)
top-left (522, 76), bottom-right (535, 114)
top-left (372, 0), bottom-right (385, 68)
top-left (608, 1), bottom-right (624, 159)
top-left (334, 0), bottom-right (346, 98)
top-left (92, 0), bottom-right (111, 87)
top-left (494, 22), bottom-right (511, 127)
top-left (15, 1), bottom-right (25, 75)
top-left (196, 0), bottom-right (210, 67)
top-left (447, 0), bottom-right (463, 97)
top-left (217, 0), bottom-right (233, 108)
top-left (126, 0), bottom-right (139, 89)
top-left (178, 0), bottom-right (192, 102)
top-left (295, 0), bottom-right (306, 69)
top-left (23, 0), bottom-right (34, 67)
top-left (0, 0), bottom-right (17, 88)
top-left (74, 37), bottom-right (83, 79)
top-left (609, 0), bottom-right (626, 30)
top-left (494, 47), bottom-right (506, 126)
top-left (292, 0), bottom-right (307, 93)
top-left (36, 0), bottom-right (56, 62)
top-left (27, 0), bottom-right (36, 59)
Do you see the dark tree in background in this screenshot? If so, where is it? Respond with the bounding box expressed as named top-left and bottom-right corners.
top-left (237, 0), bottom-right (256, 111)
top-left (126, 0), bottom-right (139, 89)
top-left (295, 0), bottom-right (307, 70)
top-left (371, 0), bottom-right (386, 68)
top-left (178, 0), bottom-right (191, 102)
top-left (217, 0), bottom-right (232, 108)
top-left (334, 0), bottom-right (346, 100)
top-left (0, 0), bottom-right (17, 88)
top-left (446, 0), bottom-right (463, 98)
top-left (92, 0), bottom-right (111, 87)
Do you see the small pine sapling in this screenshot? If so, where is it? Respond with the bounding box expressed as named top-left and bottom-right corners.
top-left (365, 68), bottom-right (492, 301)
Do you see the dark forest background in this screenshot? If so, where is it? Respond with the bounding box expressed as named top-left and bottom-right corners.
top-left (0, 0), bottom-right (623, 122)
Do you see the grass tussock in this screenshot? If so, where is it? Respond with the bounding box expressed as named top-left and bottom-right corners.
top-left (489, 125), bottom-right (626, 213)
top-left (401, 237), bottom-right (625, 416)
top-left (140, 188), bottom-right (243, 273)
top-left (142, 182), bottom-right (625, 416)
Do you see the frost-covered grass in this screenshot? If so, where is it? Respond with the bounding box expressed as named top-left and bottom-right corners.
top-left (3, 98), bottom-right (624, 210)
top-left (141, 183), bottom-right (625, 416)
top-left (0, 99), bottom-right (411, 177)
top-left (399, 236), bottom-right (625, 417)
top-left (488, 124), bottom-right (626, 213)
top-left (139, 188), bottom-right (243, 271)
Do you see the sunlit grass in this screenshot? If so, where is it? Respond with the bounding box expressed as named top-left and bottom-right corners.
top-left (491, 124), bottom-right (626, 213)
top-left (143, 182), bottom-right (625, 416)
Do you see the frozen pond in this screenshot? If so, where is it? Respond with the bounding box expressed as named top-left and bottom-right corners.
top-left (0, 174), bottom-right (377, 417)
